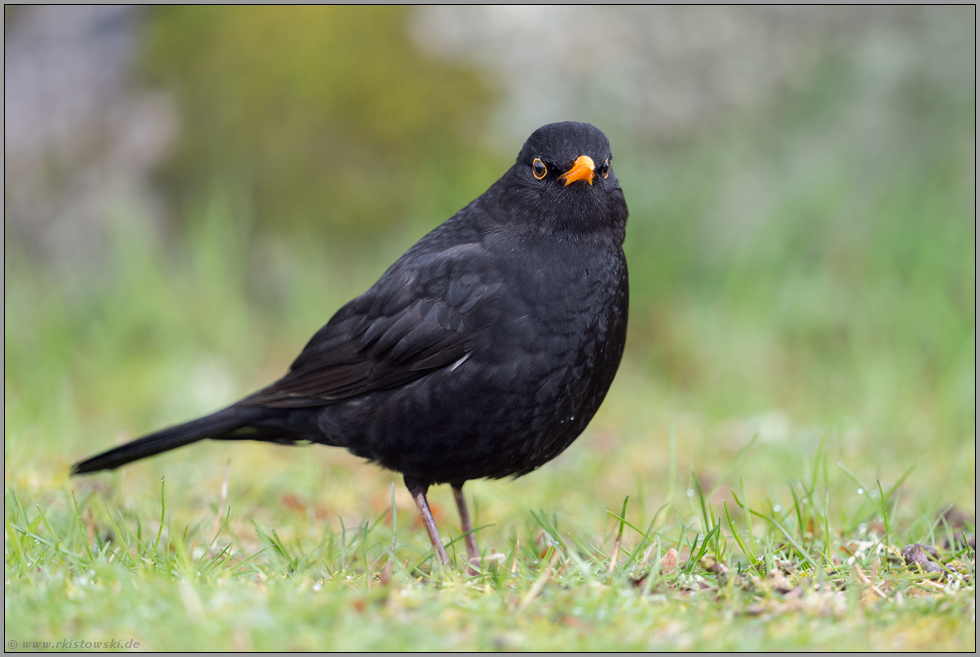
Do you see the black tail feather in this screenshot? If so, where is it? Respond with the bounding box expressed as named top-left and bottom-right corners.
top-left (71, 406), bottom-right (272, 475)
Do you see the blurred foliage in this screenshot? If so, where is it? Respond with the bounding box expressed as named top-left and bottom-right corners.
top-left (615, 35), bottom-right (975, 445)
top-left (142, 6), bottom-right (496, 239)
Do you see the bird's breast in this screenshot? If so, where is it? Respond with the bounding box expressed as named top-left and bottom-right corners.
top-left (461, 237), bottom-right (626, 406)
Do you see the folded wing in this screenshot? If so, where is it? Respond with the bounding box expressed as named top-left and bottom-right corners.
top-left (243, 243), bottom-right (501, 408)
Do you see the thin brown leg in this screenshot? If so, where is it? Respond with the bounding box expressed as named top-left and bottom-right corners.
top-left (406, 478), bottom-right (450, 567)
top-left (453, 484), bottom-right (480, 574)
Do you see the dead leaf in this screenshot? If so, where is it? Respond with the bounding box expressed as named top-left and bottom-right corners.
top-left (660, 548), bottom-right (678, 574)
top-left (281, 494), bottom-right (306, 513)
top-left (901, 544), bottom-right (943, 575)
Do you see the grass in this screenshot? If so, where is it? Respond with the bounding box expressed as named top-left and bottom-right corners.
top-left (3, 430), bottom-right (975, 651)
top-left (4, 33), bottom-right (975, 650)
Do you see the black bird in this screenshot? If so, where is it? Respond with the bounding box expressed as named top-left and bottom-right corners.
top-left (72, 121), bottom-right (629, 569)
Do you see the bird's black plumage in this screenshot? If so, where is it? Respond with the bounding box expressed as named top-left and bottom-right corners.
top-left (72, 121), bottom-right (629, 568)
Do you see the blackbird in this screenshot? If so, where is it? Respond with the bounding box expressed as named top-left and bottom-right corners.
top-left (72, 121), bottom-right (629, 569)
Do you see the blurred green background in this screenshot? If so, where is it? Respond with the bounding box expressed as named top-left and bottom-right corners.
top-left (4, 7), bottom-right (975, 528)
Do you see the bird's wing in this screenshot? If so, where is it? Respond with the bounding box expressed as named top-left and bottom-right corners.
top-left (242, 243), bottom-right (502, 408)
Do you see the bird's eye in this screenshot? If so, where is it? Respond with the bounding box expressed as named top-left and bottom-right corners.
top-left (598, 158), bottom-right (610, 179)
top-left (532, 158), bottom-right (547, 180)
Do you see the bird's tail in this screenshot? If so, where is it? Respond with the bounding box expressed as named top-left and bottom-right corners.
top-left (71, 406), bottom-right (288, 475)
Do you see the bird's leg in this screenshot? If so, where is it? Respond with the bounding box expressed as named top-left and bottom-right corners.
top-left (405, 477), bottom-right (450, 567)
top-left (452, 483), bottom-right (481, 574)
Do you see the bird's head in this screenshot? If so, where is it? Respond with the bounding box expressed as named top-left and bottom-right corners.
top-left (504, 122), bottom-right (627, 240)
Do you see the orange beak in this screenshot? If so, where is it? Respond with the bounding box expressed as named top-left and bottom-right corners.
top-left (559, 155), bottom-right (596, 186)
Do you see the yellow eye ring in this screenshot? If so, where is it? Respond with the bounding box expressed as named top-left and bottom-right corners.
top-left (532, 158), bottom-right (547, 180)
top-left (599, 158), bottom-right (610, 179)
